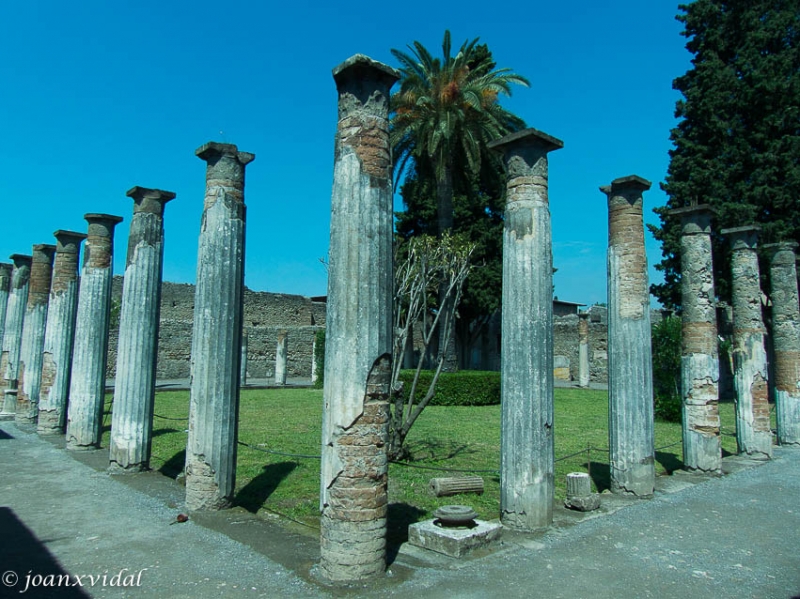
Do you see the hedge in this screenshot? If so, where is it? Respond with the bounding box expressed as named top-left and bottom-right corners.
top-left (396, 370), bottom-right (501, 407)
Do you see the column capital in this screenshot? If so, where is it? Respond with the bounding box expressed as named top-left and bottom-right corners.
top-left (53, 230), bottom-right (87, 253)
top-left (721, 224), bottom-right (760, 250)
top-left (600, 174), bottom-right (652, 196)
top-left (763, 241), bottom-right (799, 265)
top-left (195, 142), bottom-right (255, 166)
top-left (0, 263), bottom-right (11, 278)
top-left (126, 187), bottom-right (176, 216)
top-left (31, 244), bottom-right (57, 260)
top-left (332, 54), bottom-right (399, 89)
top-left (488, 127), bottom-right (564, 154)
top-left (9, 254), bottom-right (32, 268)
top-left (669, 204), bottom-right (716, 235)
top-left (84, 213), bottom-right (124, 237)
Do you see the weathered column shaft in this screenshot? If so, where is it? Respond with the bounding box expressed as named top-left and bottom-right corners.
top-left (672, 206), bottom-right (721, 473)
top-left (319, 55), bottom-right (398, 583)
top-left (275, 330), bottom-right (287, 385)
top-left (185, 142), bottom-right (254, 510)
top-left (311, 333), bottom-right (318, 385)
top-left (722, 226), bottom-right (772, 458)
top-left (38, 231), bottom-right (86, 434)
top-left (765, 241), bottom-right (800, 446)
top-left (0, 255), bottom-right (32, 419)
top-left (109, 187), bottom-right (175, 471)
top-left (0, 263), bottom-right (12, 349)
top-left (603, 175), bottom-right (655, 497)
top-left (16, 244), bottom-right (56, 423)
top-left (489, 127), bottom-right (562, 530)
top-left (578, 313), bottom-right (590, 388)
top-left (66, 214), bottom-right (124, 449)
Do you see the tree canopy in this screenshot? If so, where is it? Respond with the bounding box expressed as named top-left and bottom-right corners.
top-left (650, 0), bottom-right (800, 308)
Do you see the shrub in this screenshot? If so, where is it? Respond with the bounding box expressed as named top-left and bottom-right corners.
top-left (397, 370), bottom-right (500, 407)
top-left (652, 315), bottom-right (682, 422)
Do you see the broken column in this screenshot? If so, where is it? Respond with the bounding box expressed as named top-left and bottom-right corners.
top-left (578, 312), bottom-right (590, 388)
top-left (320, 55), bottom-right (398, 583)
top-left (275, 330), bottom-right (287, 385)
top-left (185, 142), bottom-right (254, 510)
top-left (38, 231), bottom-right (86, 434)
top-left (721, 225), bottom-right (772, 458)
top-left (0, 254), bottom-right (32, 420)
top-left (16, 244), bottom-right (56, 424)
top-left (764, 241), bottom-right (800, 446)
top-left (0, 263), bottom-right (12, 347)
top-left (671, 205), bottom-right (721, 473)
top-left (109, 187), bottom-right (175, 471)
top-left (601, 175), bottom-right (655, 497)
top-left (66, 214), bottom-right (124, 450)
top-left (488, 127), bottom-right (563, 529)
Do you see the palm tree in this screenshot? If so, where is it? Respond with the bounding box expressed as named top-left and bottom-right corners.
top-left (390, 30), bottom-right (530, 236)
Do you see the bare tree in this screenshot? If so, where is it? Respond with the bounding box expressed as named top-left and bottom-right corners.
top-left (388, 232), bottom-right (475, 459)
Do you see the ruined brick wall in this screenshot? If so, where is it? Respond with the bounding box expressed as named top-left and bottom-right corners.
top-left (107, 277), bottom-right (325, 380)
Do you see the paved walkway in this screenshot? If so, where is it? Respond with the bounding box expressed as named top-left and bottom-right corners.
top-left (0, 420), bottom-right (797, 598)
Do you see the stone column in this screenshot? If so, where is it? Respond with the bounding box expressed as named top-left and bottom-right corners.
top-left (311, 332), bottom-right (318, 385)
top-left (109, 187), bottom-right (175, 472)
top-left (764, 241), bottom-right (800, 446)
top-left (16, 244), bottom-right (56, 424)
top-left (488, 127), bottom-right (562, 530)
top-left (0, 255), bottom-right (32, 420)
top-left (601, 175), bottom-right (655, 497)
top-left (721, 225), bottom-right (772, 458)
top-left (66, 214), bottom-right (124, 450)
top-left (240, 329), bottom-right (248, 387)
top-left (275, 330), bottom-right (287, 385)
top-left (578, 312), bottom-right (590, 388)
top-left (185, 142), bottom-right (254, 510)
top-left (319, 55), bottom-right (398, 583)
top-left (670, 205), bottom-right (721, 473)
top-left (38, 231), bottom-right (86, 434)
top-left (0, 263), bottom-right (12, 348)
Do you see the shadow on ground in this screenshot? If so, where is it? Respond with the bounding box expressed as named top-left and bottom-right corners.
top-left (236, 462), bottom-right (298, 513)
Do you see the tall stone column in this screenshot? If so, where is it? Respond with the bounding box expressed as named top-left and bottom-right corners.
top-left (319, 55), bottom-right (398, 583)
top-left (16, 244), bottom-right (57, 424)
top-left (185, 142), bottom-right (254, 510)
top-left (275, 330), bottom-right (287, 385)
top-left (38, 231), bottom-right (86, 434)
top-left (66, 214), bottom-right (124, 450)
top-left (240, 329), bottom-right (248, 387)
top-left (601, 175), bottom-right (655, 497)
top-left (311, 332), bottom-right (318, 385)
top-left (764, 241), bottom-right (800, 446)
top-left (578, 312), bottom-right (590, 388)
top-left (721, 225), bottom-right (772, 458)
top-left (0, 263), bottom-right (12, 348)
top-left (671, 205), bottom-right (721, 473)
top-left (0, 254), bottom-right (32, 420)
top-left (109, 187), bottom-right (175, 472)
top-left (488, 128), bottom-right (562, 530)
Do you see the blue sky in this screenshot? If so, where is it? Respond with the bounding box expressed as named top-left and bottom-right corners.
top-left (1, 1), bottom-right (690, 306)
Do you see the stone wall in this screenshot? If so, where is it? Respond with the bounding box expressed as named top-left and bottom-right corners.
top-left (107, 278), bottom-right (325, 380)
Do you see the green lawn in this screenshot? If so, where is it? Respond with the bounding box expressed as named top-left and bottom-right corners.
top-left (102, 387), bottom-right (743, 530)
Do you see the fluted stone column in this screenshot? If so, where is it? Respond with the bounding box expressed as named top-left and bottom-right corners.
top-left (721, 225), bottom-right (772, 458)
top-left (16, 244), bottom-right (56, 424)
top-left (602, 175), bottom-right (655, 497)
top-left (764, 241), bottom-right (800, 446)
top-left (109, 187), bottom-right (175, 472)
top-left (0, 255), bottom-right (32, 420)
top-left (578, 312), bottom-right (590, 388)
top-left (38, 231), bottom-right (86, 434)
top-left (185, 142), bottom-right (254, 510)
top-left (488, 127), bottom-right (562, 530)
top-left (320, 55), bottom-right (398, 583)
top-left (240, 329), bottom-right (248, 387)
top-left (671, 205), bottom-right (721, 473)
top-left (66, 214), bottom-right (124, 450)
top-left (0, 263), bottom-right (12, 348)
top-left (275, 330), bottom-right (287, 385)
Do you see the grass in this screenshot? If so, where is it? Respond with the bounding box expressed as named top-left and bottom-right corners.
top-left (101, 387), bottom-right (747, 530)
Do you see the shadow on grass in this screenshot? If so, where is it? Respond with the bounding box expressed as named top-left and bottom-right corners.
top-left (656, 450), bottom-right (684, 474)
top-left (158, 449), bottom-right (186, 479)
top-left (387, 502), bottom-right (427, 565)
top-left (586, 460), bottom-right (610, 493)
top-left (0, 429), bottom-right (13, 440)
top-left (152, 427), bottom-right (181, 438)
top-left (235, 461), bottom-right (297, 513)
top-left (405, 439), bottom-right (475, 463)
